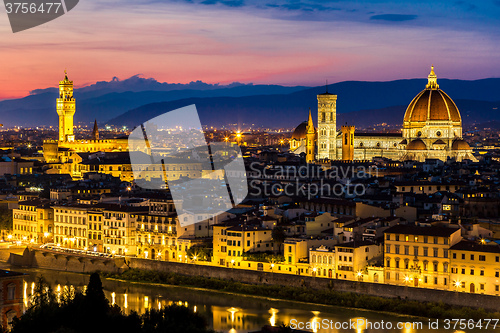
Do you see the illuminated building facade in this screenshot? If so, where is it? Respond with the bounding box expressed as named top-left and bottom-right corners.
top-left (43, 72), bottom-right (129, 165)
top-left (12, 200), bottom-right (53, 243)
top-left (291, 67), bottom-right (476, 162)
top-left (384, 225), bottom-right (462, 290)
top-left (450, 240), bottom-right (500, 295)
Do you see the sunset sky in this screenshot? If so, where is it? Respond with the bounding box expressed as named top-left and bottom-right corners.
top-left (1, 0), bottom-right (500, 99)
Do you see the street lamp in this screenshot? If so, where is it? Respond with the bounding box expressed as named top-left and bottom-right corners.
top-left (454, 280), bottom-right (461, 292)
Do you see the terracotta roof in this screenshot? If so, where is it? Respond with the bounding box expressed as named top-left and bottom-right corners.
top-left (452, 139), bottom-right (471, 150)
top-left (406, 139), bottom-right (427, 150)
top-left (403, 89), bottom-right (461, 123)
top-left (450, 240), bottom-right (500, 254)
top-left (384, 224), bottom-right (459, 237)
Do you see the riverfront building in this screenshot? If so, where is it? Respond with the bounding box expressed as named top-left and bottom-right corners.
top-left (383, 225), bottom-right (462, 289)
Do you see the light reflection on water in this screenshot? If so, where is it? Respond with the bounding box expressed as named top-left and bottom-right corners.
top-left (17, 269), bottom-right (496, 333)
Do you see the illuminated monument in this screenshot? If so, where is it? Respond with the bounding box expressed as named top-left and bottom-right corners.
top-left (43, 72), bottom-right (129, 164)
top-left (317, 89), bottom-right (337, 160)
top-left (57, 72), bottom-right (76, 142)
top-left (290, 66), bottom-right (476, 162)
top-left (401, 66), bottom-right (475, 162)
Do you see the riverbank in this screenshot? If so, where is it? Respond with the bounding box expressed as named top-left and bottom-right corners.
top-left (100, 268), bottom-right (499, 321)
top-left (11, 265), bottom-right (460, 333)
top-left (7, 248), bottom-right (500, 318)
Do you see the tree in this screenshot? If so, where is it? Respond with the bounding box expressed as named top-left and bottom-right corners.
top-left (272, 226), bottom-right (286, 254)
top-left (11, 273), bottom-right (213, 333)
top-left (30, 276), bottom-right (55, 309)
top-left (85, 272), bottom-right (109, 313)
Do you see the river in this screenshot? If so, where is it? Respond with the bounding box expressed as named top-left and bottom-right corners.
top-left (4, 266), bottom-right (498, 333)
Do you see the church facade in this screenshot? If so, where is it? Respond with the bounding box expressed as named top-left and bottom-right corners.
top-left (290, 67), bottom-right (476, 163)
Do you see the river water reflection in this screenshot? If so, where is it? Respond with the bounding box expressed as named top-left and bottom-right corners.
top-left (14, 268), bottom-right (497, 333)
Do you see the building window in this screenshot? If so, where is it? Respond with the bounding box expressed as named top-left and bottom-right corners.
top-left (470, 269), bottom-right (474, 275)
top-left (7, 284), bottom-right (15, 300)
top-left (452, 253), bottom-right (457, 259)
top-left (479, 255), bottom-right (486, 261)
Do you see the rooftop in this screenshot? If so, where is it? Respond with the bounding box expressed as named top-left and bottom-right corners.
top-left (384, 224), bottom-right (459, 237)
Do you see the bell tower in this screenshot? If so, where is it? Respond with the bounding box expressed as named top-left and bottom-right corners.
top-left (317, 85), bottom-right (337, 160)
top-left (305, 108), bottom-right (316, 163)
top-left (57, 71), bottom-right (75, 142)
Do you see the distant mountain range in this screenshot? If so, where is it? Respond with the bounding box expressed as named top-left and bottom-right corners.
top-left (2, 75), bottom-right (500, 129)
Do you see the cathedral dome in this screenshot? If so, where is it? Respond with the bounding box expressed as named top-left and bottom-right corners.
top-left (291, 121), bottom-right (308, 140)
top-left (406, 139), bottom-right (427, 150)
top-left (452, 139), bottom-right (471, 150)
top-left (403, 66), bottom-right (461, 124)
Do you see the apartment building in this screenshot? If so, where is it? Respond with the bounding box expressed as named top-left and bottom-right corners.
top-left (384, 224), bottom-right (462, 289)
top-left (12, 199), bottom-right (53, 243)
top-left (212, 223), bottom-right (274, 267)
top-left (103, 205), bottom-right (147, 256)
top-left (53, 204), bottom-right (90, 249)
top-left (136, 198), bottom-right (178, 260)
top-left (450, 239), bottom-right (500, 296)
top-left (87, 210), bottom-right (104, 252)
top-left (335, 240), bottom-right (381, 280)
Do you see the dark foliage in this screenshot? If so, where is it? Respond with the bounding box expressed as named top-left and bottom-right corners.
top-left (11, 273), bottom-right (213, 333)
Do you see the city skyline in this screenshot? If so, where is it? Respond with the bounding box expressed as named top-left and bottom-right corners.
top-left (2, 0), bottom-right (500, 99)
